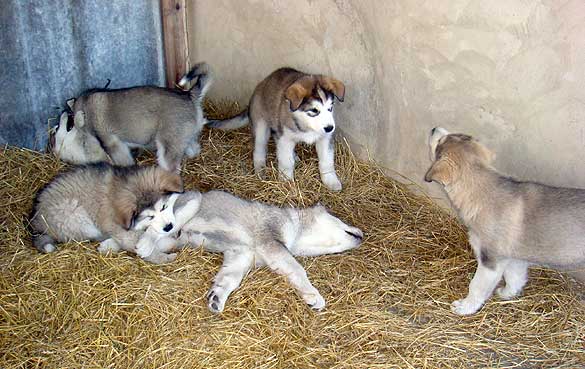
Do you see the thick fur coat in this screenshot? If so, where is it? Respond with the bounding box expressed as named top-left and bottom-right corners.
top-left (131, 190), bottom-right (363, 313)
top-left (50, 63), bottom-right (212, 172)
top-left (425, 127), bottom-right (585, 315)
top-left (208, 67), bottom-right (346, 191)
top-left (29, 163), bottom-right (183, 254)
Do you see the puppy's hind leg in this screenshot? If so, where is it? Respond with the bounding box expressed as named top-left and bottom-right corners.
top-left (257, 240), bottom-right (325, 310)
top-left (496, 259), bottom-right (529, 300)
top-left (100, 134), bottom-right (135, 166)
top-left (252, 120), bottom-right (270, 177)
top-left (207, 248), bottom-right (253, 313)
top-left (452, 259), bottom-right (508, 315)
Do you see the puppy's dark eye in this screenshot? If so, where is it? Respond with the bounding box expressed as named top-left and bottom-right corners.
top-left (161, 204), bottom-right (167, 211)
top-left (328, 106), bottom-right (333, 112)
top-left (147, 215), bottom-right (154, 220)
top-left (66, 115), bottom-right (74, 132)
top-left (307, 108), bottom-right (320, 117)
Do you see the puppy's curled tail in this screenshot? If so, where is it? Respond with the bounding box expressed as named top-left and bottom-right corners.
top-left (177, 62), bottom-right (213, 102)
top-left (206, 109), bottom-right (249, 130)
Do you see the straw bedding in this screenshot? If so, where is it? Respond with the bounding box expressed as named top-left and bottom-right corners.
top-left (1, 101), bottom-right (584, 368)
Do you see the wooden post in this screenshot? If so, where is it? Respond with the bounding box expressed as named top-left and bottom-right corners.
top-left (161, 0), bottom-right (188, 88)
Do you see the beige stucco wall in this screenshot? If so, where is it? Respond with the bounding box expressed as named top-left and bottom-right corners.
top-left (186, 0), bottom-right (585, 202)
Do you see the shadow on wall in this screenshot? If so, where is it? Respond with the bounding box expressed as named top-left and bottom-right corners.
top-left (0, 0), bottom-right (165, 150)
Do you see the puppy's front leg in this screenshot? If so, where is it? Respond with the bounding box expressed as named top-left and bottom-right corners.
top-left (452, 259), bottom-right (507, 315)
top-left (258, 240), bottom-right (325, 310)
top-left (140, 236), bottom-right (179, 264)
top-left (97, 238), bottom-right (122, 254)
top-left (276, 136), bottom-right (296, 181)
top-left (315, 135), bottom-right (342, 191)
top-left (110, 229), bottom-right (142, 253)
top-left (207, 248), bottom-right (254, 313)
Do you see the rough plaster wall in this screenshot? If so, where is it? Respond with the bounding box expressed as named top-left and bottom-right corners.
top-left (187, 0), bottom-right (585, 201)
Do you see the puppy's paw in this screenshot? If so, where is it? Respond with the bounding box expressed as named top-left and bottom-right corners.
top-left (136, 238), bottom-right (155, 258)
top-left (144, 252), bottom-right (177, 265)
top-left (322, 173), bottom-right (342, 191)
top-left (42, 243), bottom-right (57, 253)
top-left (496, 286), bottom-right (520, 300)
top-left (207, 286), bottom-right (228, 313)
top-left (302, 290), bottom-right (326, 311)
top-left (253, 162), bottom-right (267, 179)
top-left (278, 169), bottom-right (295, 182)
top-left (97, 239), bottom-right (121, 254)
top-left (185, 142), bottom-right (201, 158)
top-left (451, 298), bottom-right (482, 315)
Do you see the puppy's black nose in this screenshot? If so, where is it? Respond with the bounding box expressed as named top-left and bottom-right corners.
top-left (324, 125), bottom-right (334, 133)
top-left (163, 223), bottom-right (173, 232)
top-left (431, 127), bottom-right (437, 135)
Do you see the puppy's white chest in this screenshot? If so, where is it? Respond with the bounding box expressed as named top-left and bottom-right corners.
top-left (286, 130), bottom-right (324, 145)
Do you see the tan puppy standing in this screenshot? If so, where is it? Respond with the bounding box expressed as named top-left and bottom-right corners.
top-left (425, 127), bottom-right (585, 315)
top-left (209, 67), bottom-right (346, 191)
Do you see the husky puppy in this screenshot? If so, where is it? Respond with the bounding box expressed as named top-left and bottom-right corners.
top-left (50, 62), bottom-right (213, 172)
top-left (424, 127), bottom-right (585, 315)
top-left (29, 163), bottom-right (183, 255)
top-left (208, 67), bottom-right (346, 191)
top-left (48, 110), bottom-right (110, 164)
top-left (132, 190), bottom-right (363, 313)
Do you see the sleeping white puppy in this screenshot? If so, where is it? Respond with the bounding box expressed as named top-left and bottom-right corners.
top-left (132, 190), bottom-right (363, 313)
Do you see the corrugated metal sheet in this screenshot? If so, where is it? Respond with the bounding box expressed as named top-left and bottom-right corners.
top-left (0, 0), bottom-right (165, 149)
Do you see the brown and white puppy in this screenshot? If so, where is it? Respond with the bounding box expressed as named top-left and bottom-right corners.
top-left (209, 67), bottom-right (345, 191)
top-left (29, 163), bottom-right (183, 255)
top-left (425, 127), bottom-right (585, 315)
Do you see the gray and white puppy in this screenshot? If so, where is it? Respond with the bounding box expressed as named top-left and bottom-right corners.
top-left (208, 67), bottom-right (346, 191)
top-left (50, 62), bottom-right (212, 172)
top-left (29, 163), bottom-right (183, 255)
top-left (425, 127), bottom-right (585, 315)
top-left (131, 190), bottom-right (364, 313)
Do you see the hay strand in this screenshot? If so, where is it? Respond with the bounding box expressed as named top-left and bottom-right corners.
top-left (0, 101), bottom-right (583, 368)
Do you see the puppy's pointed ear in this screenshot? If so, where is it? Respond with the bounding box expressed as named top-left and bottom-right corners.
top-left (113, 197), bottom-right (137, 230)
top-left (424, 158), bottom-right (454, 186)
top-left (74, 110), bottom-right (85, 128)
top-left (159, 170), bottom-right (183, 193)
top-left (66, 98), bottom-right (75, 111)
top-left (285, 78), bottom-right (313, 111)
top-left (319, 76), bottom-right (345, 102)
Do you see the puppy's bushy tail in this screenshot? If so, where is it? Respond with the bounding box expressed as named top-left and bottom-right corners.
top-left (178, 62), bottom-right (213, 102)
top-left (206, 109), bottom-right (249, 130)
